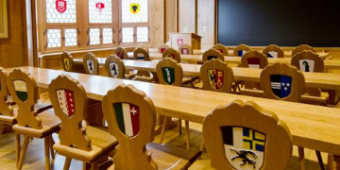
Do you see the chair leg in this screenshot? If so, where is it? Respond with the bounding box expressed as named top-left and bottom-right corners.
top-left (200, 139), bottom-right (205, 152)
top-left (44, 136), bottom-right (51, 170)
top-left (15, 133), bottom-right (21, 168)
top-left (298, 147), bottom-right (306, 170)
top-left (178, 119), bottom-right (182, 135)
top-left (159, 116), bottom-right (168, 144)
top-left (18, 136), bottom-right (30, 170)
top-left (316, 151), bottom-right (325, 170)
top-left (50, 135), bottom-right (55, 160)
top-left (0, 123), bottom-right (4, 143)
top-left (185, 120), bottom-right (190, 150)
top-left (327, 154), bottom-right (334, 170)
top-left (63, 158), bottom-right (72, 170)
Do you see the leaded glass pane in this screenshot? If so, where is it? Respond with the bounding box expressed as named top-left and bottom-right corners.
top-left (103, 28), bottom-right (113, 44)
top-left (47, 29), bottom-right (61, 48)
top-left (46, 0), bottom-right (76, 23)
top-left (122, 0), bottom-right (148, 23)
top-left (89, 28), bottom-right (100, 45)
top-left (122, 27), bottom-right (134, 43)
top-left (65, 29), bottom-right (78, 47)
top-left (89, 0), bottom-right (113, 23)
top-left (137, 27), bottom-right (148, 42)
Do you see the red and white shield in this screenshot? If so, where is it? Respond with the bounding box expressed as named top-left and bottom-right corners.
top-left (177, 39), bottom-right (183, 46)
top-left (96, 2), bottom-right (105, 13)
top-left (56, 0), bottom-right (67, 13)
top-left (57, 89), bottom-right (75, 117)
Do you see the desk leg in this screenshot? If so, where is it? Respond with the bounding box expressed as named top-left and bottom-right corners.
top-left (327, 90), bottom-right (340, 106)
top-left (334, 155), bottom-right (340, 170)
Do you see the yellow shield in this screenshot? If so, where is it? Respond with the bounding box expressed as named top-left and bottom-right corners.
top-left (63, 58), bottom-right (70, 71)
top-left (130, 3), bottom-right (140, 14)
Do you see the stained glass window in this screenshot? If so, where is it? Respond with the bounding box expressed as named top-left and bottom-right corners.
top-left (89, 0), bottom-right (113, 23)
top-left (65, 29), bottom-right (78, 47)
top-left (137, 27), bottom-right (148, 42)
top-left (122, 27), bottom-right (134, 43)
top-left (47, 29), bottom-right (61, 48)
top-left (121, 0), bottom-right (148, 23)
top-left (46, 0), bottom-right (77, 23)
top-left (89, 28), bottom-right (100, 45)
top-left (103, 28), bottom-right (113, 44)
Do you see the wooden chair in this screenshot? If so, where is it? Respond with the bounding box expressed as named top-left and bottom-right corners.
top-left (202, 49), bottom-right (225, 62)
top-left (179, 44), bottom-right (193, 55)
top-left (7, 68), bottom-right (61, 170)
top-left (233, 44), bottom-right (252, 57)
top-left (61, 52), bottom-right (85, 73)
top-left (203, 100), bottom-right (292, 170)
top-left (105, 55), bottom-right (126, 79)
top-left (133, 48), bottom-right (154, 82)
top-left (115, 47), bottom-right (129, 59)
top-left (102, 84), bottom-right (201, 170)
top-left (291, 50), bottom-right (328, 105)
top-left (158, 44), bottom-right (170, 53)
top-left (156, 58), bottom-right (194, 149)
top-left (262, 44), bottom-right (284, 58)
top-left (49, 74), bottom-right (118, 170)
top-left (212, 44), bottom-right (229, 56)
top-left (241, 51), bottom-right (268, 69)
top-left (200, 59), bottom-right (234, 93)
top-left (83, 53), bottom-right (99, 75)
top-left (162, 48), bottom-right (181, 63)
top-left (292, 44), bottom-right (316, 56)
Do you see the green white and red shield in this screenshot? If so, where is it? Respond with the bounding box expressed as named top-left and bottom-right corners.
top-left (114, 103), bottom-right (140, 138)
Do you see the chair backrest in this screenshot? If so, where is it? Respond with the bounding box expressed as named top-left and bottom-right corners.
top-left (241, 51), bottom-right (268, 69)
top-left (203, 100), bottom-right (292, 170)
top-left (102, 84), bottom-right (158, 170)
top-left (291, 50), bottom-right (324, 73)
top-left (292, 44), bottom-right (316, 56)
top-left (260, 63), bottom-right (305, 102)
top-left (158, 44), bottom-right (170, 53)
top-left (83, 53), bottom-right (99, 75)
top-left (0, 68), bottom-right (14, 117)
top-left (115, 47), bottom-right (128, 59)
top-left (179, 44), bottom-right (193, 55)
top-left (200, 59), bottom-right (234, 93)
top-left (162, 48), bottom-right (181, 63)
top-left (202, 49), bottom-right (225, 62)
top-left (212, 44), bottom-right (229, 56)
top-left (7, 68), bottom-right (41, 128)
top-left (262, 44), bottom-right (284, 58)
top-left (105, 55), bottom-right (126, 78)
top-left (61, 52), bottom-right (74, 72)
top-left (133, 48), bottom-right (150, 61)
top-left (137, 43), bottom-right (149, 52)
top-left (49, 74), bottom-right (92, 151)
top-left (234, 44), bottom-right (252, 57)
top-left (156, 58), bottom-right (183, 86)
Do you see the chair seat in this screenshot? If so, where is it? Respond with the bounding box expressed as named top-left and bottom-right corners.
top-left (125, 70), bottom-right (137, 79)
top-left (53, 125), bottom-right (118, 163)
top-left (301, 92), bottom-right (329, 105)
top-left (0, 114), bottom-right (16, 125)
top-left (13, 110), bottom-right (61, 138)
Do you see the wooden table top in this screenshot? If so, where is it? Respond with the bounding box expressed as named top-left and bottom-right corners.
top-left (126, 52), bottom-right (339, 69)
top-left (8, 66), bottom-right (340, 156)
top-left (73, 59), bottom-right (340, 91)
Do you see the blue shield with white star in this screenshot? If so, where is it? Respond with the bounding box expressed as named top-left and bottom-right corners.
top-left (270, 75), bottom-right (292, 98)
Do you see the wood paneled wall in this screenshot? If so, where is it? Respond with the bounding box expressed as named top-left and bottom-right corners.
top-left (0, 0), bottom-right (29, 68)
top-left (179, 0), bottom-right (196, 33)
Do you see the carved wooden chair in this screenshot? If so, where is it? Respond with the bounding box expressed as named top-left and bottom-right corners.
top-left (83, 53), bottom-right (99, 75)
top-left (241, 51), bottom-right (268, 69)
top-left (212, 44), bottom-right (229, 56)
top-left (7, 68), bottom-right (60, 170)
top-left (133, 48), bottom-right (154, 82)
top-left (61, 52), bottom-right (85, 73)
top-left (203, 100), bottom-right (292, 170)
top-left (202, 49), bottom-right (225, 62)
top-left (233, 44), bottom-right (252, 57)
top-left (49, 74), bottom-right (118, 170)
top-left (200, 59), bottom-right (234, 93)
top-left (262, 44), bottom-right (284, 58)
top-left (158, 44), bottom-right (170, 53)
top-left (292, 44), bottom-right (316, 56)
top-left (179, 44), bottom-right (193, 55)
top-left (162, 48), bottom-right (181, 63)
top-left (291, 50), bottom-right (328, 104)
top-left (105, 55), bottom-right (126, 79)
top-left (102, 84), bottom-right (201, 170)
top-left (115, 47), bottom-right (129, 60)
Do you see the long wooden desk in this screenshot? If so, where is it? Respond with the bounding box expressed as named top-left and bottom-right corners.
top-left (8, 67), bottom-right (340, 161)
top-left (126, 52), bottom-right (339, 70)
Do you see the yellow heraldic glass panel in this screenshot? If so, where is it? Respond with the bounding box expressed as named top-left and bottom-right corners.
top-left (122, 0), bottom-right (148, 23)
top-left (46, 0), bottom-right (76, 23)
